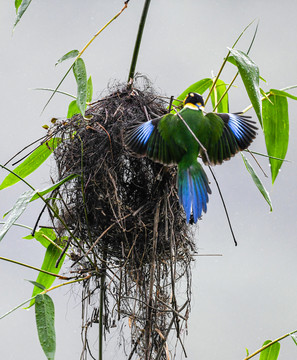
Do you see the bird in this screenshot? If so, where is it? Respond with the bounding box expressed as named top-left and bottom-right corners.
top-left (126, 92), bottom-right (257, 223)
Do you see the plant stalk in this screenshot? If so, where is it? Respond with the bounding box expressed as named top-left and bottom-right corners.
top-left (128, 0), bottom-right (152, 83)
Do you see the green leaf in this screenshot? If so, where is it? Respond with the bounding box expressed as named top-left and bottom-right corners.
top-left (241, 153), bottom-right (273, 211)
top-left (290, 332), bottom-right (297, 346)
top-left (270, 89), bottom-right (297, 101)
top-left (13, 0), bottom-right (32, 29)
top-left (228, 48), bottom-right (262, 125)
top-left (0, 138), bottom-right (61, 190)
top-left (73, 58), bottom-right (88, 117)
top-left (15, 0), bottom-right (22, 13)
top-left (172, 78), bottom-right (213, 109)
top-left (0, 190), bottom-right (36, 241)
top-left (67, 100), bottom-right (80, 118)
top-left (26, 280), bottom-right (46, 290)
top-left (30, 174), bottom-right (78, 202)
top-left (210, 79), bottom-right (229, 113)
top-left (35, 294), bottom-right (56, 360)
top-left (262, 94), bottom-right (289, 183)
top-left (55, 50), bottom-right (79, 66)
top-left (259, 340), bottom-right (280, 360)
top-left (87, 76), bottom-right (93, 103)
top-left (23, 227), bottom-right (57, 248)
top-left (28, 244), bottom-right (66, 307)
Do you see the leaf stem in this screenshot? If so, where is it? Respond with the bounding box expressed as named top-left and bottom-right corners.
top-left (42, 1), bottom-right (129, 113)
top-left (127, 0), bottom-right (152, 83)
top-left (243, 330), bottom-right (297, 360)
top-left (0, 256), bottom-right (69, 279)
top-left (205, 19), bottom-right (257, 106)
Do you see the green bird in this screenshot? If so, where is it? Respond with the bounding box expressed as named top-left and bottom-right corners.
top-left (126, 92), bottom-right (257, 223)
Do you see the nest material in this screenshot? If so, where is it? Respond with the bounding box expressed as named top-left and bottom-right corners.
top-left (51, 78), bottom-right (196, 359)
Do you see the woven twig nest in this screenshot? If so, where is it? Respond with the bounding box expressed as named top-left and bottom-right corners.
top-left (51, 78), bottom-right (196, 359)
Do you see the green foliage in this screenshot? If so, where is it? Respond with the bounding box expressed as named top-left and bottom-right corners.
top-left (15, 0), bottom-right (22, 13)
top-left (14, 0), bottom-right (32, 29)
top-left (55, 50), bottom-right (79, 66)
top-left (228, 48), bottom-right (262, 125)
top-left (0, 190), bottom-right (36, 242)
top-left (67, 75), bottom-right (93, 118)
top-left (172, 78), bottom-right (212, 109)
top-left (259, 340), bottom-right (280, 360)
top-left (29, 244), bottom-right (66, 308)
top-left (0, 138), bottom-right (61, 190)
top-left (241, 153), bottom-right (273, 211)
top-left (73, 58), bottom-right (88, 117)
top-left (210, 78), bottom-right (229, 113)
top-left (263, 93), bottom-right (289, 183)
top-left (67, 100), bottom-right (80, 118)
top-left (29, 174), bottom-right (78, 202)
top-left (26, 280), bottom-right (46, 290)
top-left (23, 227), bottom-right (57, 248)
top-left (35, 294), bottom-right (56, 360)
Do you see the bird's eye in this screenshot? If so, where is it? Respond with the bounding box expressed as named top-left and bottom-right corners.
top-left (190, 93), bottom-right (194, 97)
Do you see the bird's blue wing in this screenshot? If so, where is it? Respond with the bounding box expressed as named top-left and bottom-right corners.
top-left (202, 112), bottom-right (257, 165)
top-left (126, 114), bottom-right (185, 165)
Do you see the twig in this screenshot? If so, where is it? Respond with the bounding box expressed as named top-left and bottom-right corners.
top-left (208, 166), bottom-right (237, 246)
top-left (243, 329), bottom-right (297, 360)
top-left (0, 255), bottom-right (69, 279)
top-left (246, 149), bottom-right (268, 177)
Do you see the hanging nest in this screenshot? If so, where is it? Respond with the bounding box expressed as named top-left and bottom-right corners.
top-left (50, 77), bottom-right (196, 359)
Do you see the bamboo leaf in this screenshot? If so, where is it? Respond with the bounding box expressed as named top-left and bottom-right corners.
top-left (73, 58), bottom-right (87, 117)
top-left (15, 0), bottom-right (22, 13)
top-left (228, 48), bottom-right (262, 125)
top-left (259, 340), bottom-right (280, 360)
top-left (55, 50), bottom-right (79, 66)
top-left (241, 153), bottom-right (273, 211)
top-left (28, 244), bottom-right (66, 308)
top-left (23, 227), bottom-right (57, 248)
top-left (262, 94), bottom-right (289, 184)
top-left (0, 190), bottom-right (36, 242)
top-left (210, 79), bottom-right (229, 113)
top-left (0, 138), bottom-right (61, 190)
top-left (290, 332), bottom-right (297, 346)
top-left (172, 78), bottom-right (213, 109)
top-left (26, 280), bottom-right (46, 290)
top-left (35, 294), bottom-right (56, 360)
top-left (87, 76), bottom-right (93, 103)
top-left (13, 0), bottom-right (32, 29)
top-left (270, 89), bottom-right (297, 101)
top-left (67, 100), bottom-right (80, 118)
top-left (30, 174), bottom-right (78, 202)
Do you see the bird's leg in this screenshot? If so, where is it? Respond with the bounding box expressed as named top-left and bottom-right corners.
top-left (173, 106), bottom-right (211, 164)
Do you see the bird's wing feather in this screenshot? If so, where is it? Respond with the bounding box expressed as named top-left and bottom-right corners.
top-left (201, 112), bottom-right (257, 165)
top-left (126, 114), bottom-right (185, 165)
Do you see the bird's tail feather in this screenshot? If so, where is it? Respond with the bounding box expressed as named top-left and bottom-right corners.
top-left (178, 162), bottom-right (211, 223)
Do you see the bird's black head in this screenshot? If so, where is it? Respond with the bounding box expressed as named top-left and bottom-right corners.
top-left (183, 92), bottom-right (205, 110)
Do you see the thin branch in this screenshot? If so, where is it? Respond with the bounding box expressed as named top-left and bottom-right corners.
top-left (0, 255), bottom-right (69, 279)
top-left (42, 1), bottom-right (129, 113)
top-left (243, 329), bottom-right (297, 360)
top-left (208, 166), bottom-right (237, 246)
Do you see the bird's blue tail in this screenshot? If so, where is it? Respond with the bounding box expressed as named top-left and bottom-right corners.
top-left (178, 162), bottom-right (211, 223)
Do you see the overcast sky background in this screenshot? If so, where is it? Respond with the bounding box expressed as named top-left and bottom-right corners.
top-left (1, 1), bottom-right (297, 359)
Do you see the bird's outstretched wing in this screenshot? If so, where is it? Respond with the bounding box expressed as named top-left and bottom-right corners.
top-left (201, 112), bottom-right (258, 165)
top-left (126, 114), bottom-right (185, 165)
